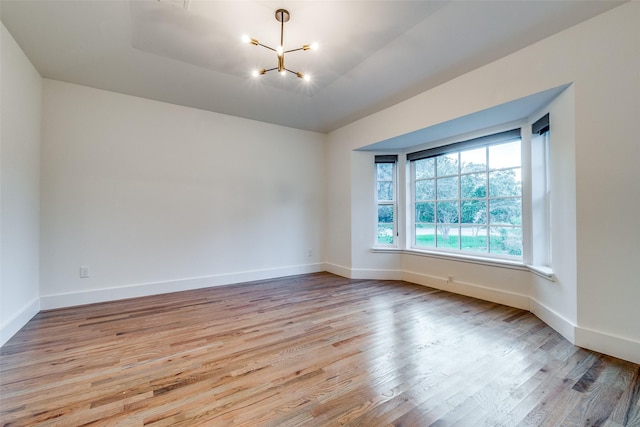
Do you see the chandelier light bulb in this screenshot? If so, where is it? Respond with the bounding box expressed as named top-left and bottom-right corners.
top-left (280, 70), bottom-right (287, 76)
top-left (303, 42), bottom-right (319, 51)
top-left (242, 35), bottom-right (259, 46)
top-left (296, 72), bottom-right (311, 82)
top-left (252, 69), bottom-right (259, 77)
top-left (276, 46), bottom-right (284, 56)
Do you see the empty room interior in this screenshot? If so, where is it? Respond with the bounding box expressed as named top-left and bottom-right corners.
top-left (1, 0), bottom-right (639, 425)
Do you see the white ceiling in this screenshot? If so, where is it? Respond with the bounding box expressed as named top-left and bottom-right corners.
top-left (0, 0), bottom-right (624, 133)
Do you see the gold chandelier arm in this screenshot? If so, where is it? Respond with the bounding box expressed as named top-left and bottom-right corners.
top-left (284, 47), bottom-right (304, 54)
top-left (257, 43), bottom-right (277, 53)
top-left (285, 43), bottom-right (318, 54)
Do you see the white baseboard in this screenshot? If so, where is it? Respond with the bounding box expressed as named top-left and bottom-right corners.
top-left (1, 297), bottom-right (40, 347)
top-left (323, 263), bottom-right (403, 281)
top-left (40, 263), bottom-right (324, 310)
top-left (351, 268), bottom-right (403, 280)
top-left (323, 262), bottom-right (353, 278)
top-left (575, 327), bottom-right (640, 365)
top-left (402, 270), bottom-right (531, 310)
top-left (529, 298), bottom-right (576, 343)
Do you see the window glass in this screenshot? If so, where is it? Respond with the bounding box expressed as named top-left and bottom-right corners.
top-left (437, 225), bottom-right (460, 249)
top-left (436, 177), bottom-right (458, 200)
top-left (415, 201), bottom-right (435, 223)
top-left (460, 225), bottom-right (487, 252)
top-left (436, 153), bottom-right (458, 176)
top-left (461, 173), bottom-right (486, 199)
top-left (489, 227), bottom-right (522, 256)
top-left (489, 198), bottom-right (521, 226)
top-left (489, 170), bottom-right (521, 197)
top-left (376, 162), bottom-right (393, 180)
top-left (436, 201), bottom-right (459, 224)
top-left (489, 141), bottom-right (521, 169)
top-left (415, 179), bottom-right (435, 201)
top-left (415, 224), bottom-right (435, 247)
top-left (414, 158), bottom-right (435, 179)
top-left (377, 181), bottom-right (393, 200)
top-left (461, 147), bottom-right (486, 173)
top-left (461, 200), bottom-right (486, 225)
top-left (377, 205), bottom-right (394, 244)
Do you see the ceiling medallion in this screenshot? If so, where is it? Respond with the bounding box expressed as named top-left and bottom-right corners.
top-left (242, 9), bottom-right (318, 82)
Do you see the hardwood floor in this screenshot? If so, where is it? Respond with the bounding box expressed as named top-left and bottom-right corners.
top-left (1, 272), bottom-right (639, 426)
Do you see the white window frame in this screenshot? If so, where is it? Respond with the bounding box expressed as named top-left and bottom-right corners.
top-left (530, 114), bottom-right (552, 268)
top-left (375, 156), bottom-right (398, 247)
top-left (407, 129), bottom-right (524, 260)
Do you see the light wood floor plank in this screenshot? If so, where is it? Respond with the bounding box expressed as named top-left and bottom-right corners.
top-left (1, 272), bottom-right (639, 426)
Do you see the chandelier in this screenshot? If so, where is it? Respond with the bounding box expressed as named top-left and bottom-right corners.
top-left (242, 9), bottom-right (318, 81)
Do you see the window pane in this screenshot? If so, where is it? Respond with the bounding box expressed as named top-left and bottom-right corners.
top-left (489, 140), bottom-right (521, 170)
top-left (437, 177), bottom-right (458, 200)
top-left (415, 224), bottom-right (435, 247)
top-left (489, 198), bottom-right (521, 226)
top-left (376, 163), bottom-right (393, 181)
top-left (415, 179), bottom-right (435, 201)
top-left (415, 202), bottom-right (434, 223)
top-left (437, 225), bottom-right (459, 249)
top-left (378, 205), bottom-right (394, 223)
top-left (377, 181), bottom-right (393, 201)
top-left (490, 227), bottom-right (522, 256)
top-left (377, 225), bottom-right (394, 244)
top-left (461, 225), bottom-right (487, 252)
top-left (461, 200), bottom-right (486, 224)
top-left (489, 168), bottom-right (521, 197)
top-left (415, 158), bottom-right (435, 179)
top-left (436, 201), bottom-right (459, 223)
top-left (461, 147), bottom-right (486, 173)
top-left (461, 173), bottom-right (486, 199)
top-left (437, 153), bottom-right (458, 176)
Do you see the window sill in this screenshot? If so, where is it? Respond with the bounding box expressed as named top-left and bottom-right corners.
top-left (370, 247), bottom-right (555, 281)
top-left (527, 264), bottom-right (556, 282)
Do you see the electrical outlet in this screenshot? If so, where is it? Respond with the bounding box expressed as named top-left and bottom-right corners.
top-left (307, 248), bottom-right (313, 257)
top-left (80, 266), bottom-right (90, 278)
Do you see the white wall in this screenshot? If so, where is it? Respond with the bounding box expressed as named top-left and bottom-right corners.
top-left (40, 80), bottom-right (326, 308)
top-left (0, 23), bottom-right (42, 345)
top-left (529, 85), bottom-right (577, 342)
top-left (327, 2), bottom-right (640, 363)
top-left (572, 4), bottom-right (640, 360)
